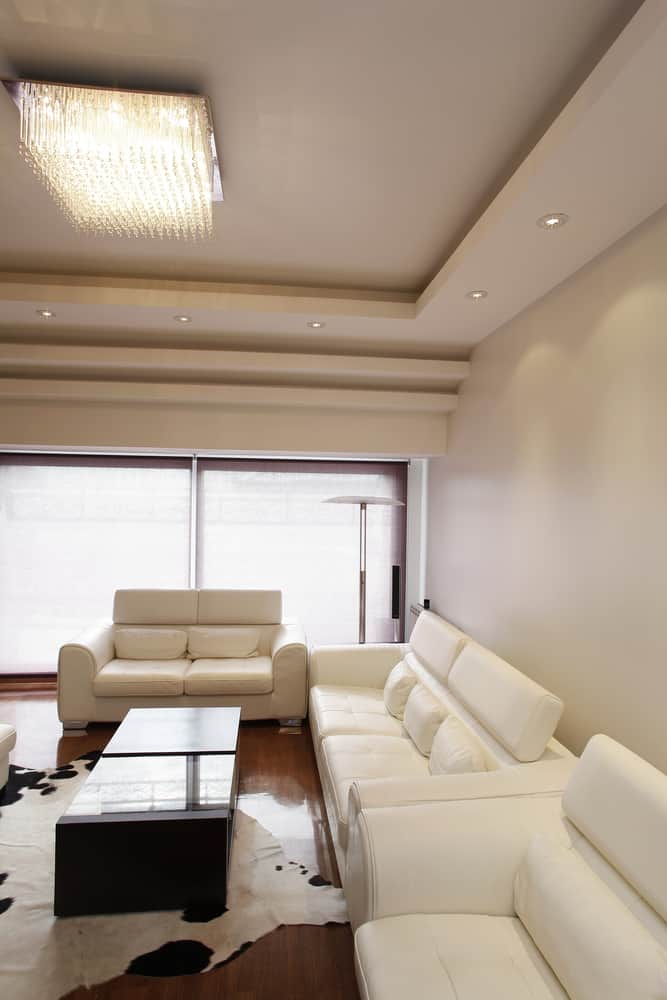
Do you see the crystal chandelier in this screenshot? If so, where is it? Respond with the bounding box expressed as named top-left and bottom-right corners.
top-left (3, 80), bottom-right (223, 241)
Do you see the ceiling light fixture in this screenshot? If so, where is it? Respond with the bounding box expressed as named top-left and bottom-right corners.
top-left (174, 315), bottom-right (192, 323)
top-left (307, 321), bottom-right (325, 329)
top-left (466, 290), bottom-right (488, 301)
top-left (36, 309), bottom-right (55, 318)
top-left (2, 79), bottom-right (223, 241)
top-left (537, 212), bottom-right (569, 230)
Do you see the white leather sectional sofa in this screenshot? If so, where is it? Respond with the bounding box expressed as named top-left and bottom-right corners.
top-left (309, 611), bottom-right (576, 873)
top-left (57, 588), bottom-right (307, 729)
top-left (349, 735), bottom-right (667, 1000)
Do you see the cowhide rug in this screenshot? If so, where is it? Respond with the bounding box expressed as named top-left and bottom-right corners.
top-left (0, 755), bottom-right (347, 1000)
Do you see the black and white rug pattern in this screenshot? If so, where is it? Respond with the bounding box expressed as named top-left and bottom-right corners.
top-left (0, 755), bottom-right (347, 999)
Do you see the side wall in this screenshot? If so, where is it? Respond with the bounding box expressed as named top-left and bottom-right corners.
top-left (426, 205), bottom-right (667, 770)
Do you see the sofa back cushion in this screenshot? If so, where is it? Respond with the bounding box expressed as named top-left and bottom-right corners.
top-left (563, 735), bottom-right (667, 923)
top-left (448, 643), bottom-right (563, 762)
top-left (402, 684), bottom-right (447, 756)
top-left (409, 611), bottom-right (466, 685)
top-left (114, 628), bottom-right (188, 660)
top-left (515, 833), bottom-right (667, 1000)
top-left (429, 715), bottom-right (487, 776)
top-left (188, 626), bottom-right (260, 659)
top-left (113, 589), bottom-right (198, 625)
top-left (198, 589), bottom-right (282, 625)
top-left (383, 660), bottom-right (418, 720)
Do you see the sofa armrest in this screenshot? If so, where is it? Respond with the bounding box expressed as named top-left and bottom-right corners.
top-left (57, 621), bottom-right (114, 723)
top-left (344, 794), bottom-right (564, 931)
top-left (270, 624), bottom-right (308, 720)
top-left (348, 757), bottom-right (576, 823)
top-left (309, 643), bottom-right (408, 690)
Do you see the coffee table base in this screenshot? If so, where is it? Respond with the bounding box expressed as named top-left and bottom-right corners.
top-left (55, 808), bottom-right (234, 917)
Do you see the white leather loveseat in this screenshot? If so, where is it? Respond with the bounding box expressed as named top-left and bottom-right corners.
top-left (0, 723), bottom-right (16, 793)
top-left (58, 588), bottom-right (307, 730)
top-left (348, 735), bottom-right (667, 1000)
top-left (309, 611), bottom-right (576, 872)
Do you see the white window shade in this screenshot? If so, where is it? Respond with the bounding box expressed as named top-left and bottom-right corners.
top-left (196, 460), bottom-right (407, 646)
top-left (0, 456), bottom-right (191, 673)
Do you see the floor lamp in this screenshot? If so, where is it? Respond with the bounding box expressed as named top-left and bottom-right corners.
top-left (324, 495), bottom-right (405, 644)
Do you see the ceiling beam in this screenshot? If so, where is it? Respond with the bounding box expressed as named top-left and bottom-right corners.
top-left (0, 378), bottom-right (457, 413)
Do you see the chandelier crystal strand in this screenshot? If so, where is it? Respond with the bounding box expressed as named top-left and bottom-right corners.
top-left (18, 82), bottom-right (214, 240)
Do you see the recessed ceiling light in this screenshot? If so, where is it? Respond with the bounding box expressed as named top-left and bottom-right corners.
top-left (537, 212), bottom-right (569, 230)
top-left (174, 314), bottom-right (192, 323)
top-left (307, 321), bottom-right (325, 329)
top-left (466, 290), bottom-right (488, 301)
top-left (36, 309), bottom-right (55, 318)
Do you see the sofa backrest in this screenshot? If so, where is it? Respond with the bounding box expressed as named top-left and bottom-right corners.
top-left (563, 734), bottom-right (667, 924)
top-left (447, 642), bottom-right (563, 763)
top-left (408, 611), bottom-right (466, 684)
top-left (113, 589), bottom-right (199, 625)
top-left (197, 589), bottom-right (282, 625)
top-left (113, 588), bottom-right (283, 627)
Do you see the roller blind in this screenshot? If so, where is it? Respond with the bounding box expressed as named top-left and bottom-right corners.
top-left (196, 459), bottom-right (407, 646)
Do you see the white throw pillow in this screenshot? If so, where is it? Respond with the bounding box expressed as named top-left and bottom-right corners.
top-left (114, 628), bottom-right (187, 660)
top-left (515, 833), bottom-right (667, 1000)
top-left (187, 627), bottom-right (260, 659)
top-left (383, 660), bottom-right (418, 719)
top-left (402, 684), bottom-right (446, 756)
top-left (429, 715), bottom-right (487, 775)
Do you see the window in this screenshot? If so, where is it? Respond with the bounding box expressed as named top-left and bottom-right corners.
top-left (0, 455), bottom-right (407, 673)
top-left (0, 456), bottom-right (191, 673)
top-left (197, 460), bottom-right (406, 646)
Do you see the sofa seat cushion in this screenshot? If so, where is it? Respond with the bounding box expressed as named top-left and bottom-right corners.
top-left (310, 686), bottom-right (405, 742)
top-left (185, 656), bottom-right (273, 695)
top-left (355, 914), bottom-right (568, 1000)
top-left (93, 659), bottom-right (188, 697)
top-left (320, 734), bottom-right (427, 845)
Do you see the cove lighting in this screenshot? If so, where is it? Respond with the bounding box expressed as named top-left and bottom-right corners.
top-left (3, 79), bottom-right (223, 241)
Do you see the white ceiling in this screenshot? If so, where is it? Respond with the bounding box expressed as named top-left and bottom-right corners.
top-left (0, 0), bottom-right (665, 402)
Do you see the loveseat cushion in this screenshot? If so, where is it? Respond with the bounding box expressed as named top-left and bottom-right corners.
top-left (113, 589), bottom-right (198, 625)
top-left (409, 611), bottom-right (466, 684)
top-left (197, 589), bottom-right (282, 625)
top-left (93, 659), bottom-right (188, 697)
top-left (402, 684), bottom-right (446, 756)
top-left (515, 833), bottom-right (667, 1000)
top-left (0, 723), bottom-right (16, 758)
top-left (355, 913), bottom-right (568, 1000)
top-left (184, 656), bottom-right (273, 695)
top-left (429, 715), bottom-right (487, 776)
top-left (383, 660), bottom-right (418, 720)
top-left (310, 686), bottom-right (405, 742)
top-left (320, 734), bottom-right (427, 846)
top-left (187, 626), bottom-right (260, 659)
top-left (114, 628), bottom-right (188, 660)
top-left (448, 643), bottom-right (563, 762)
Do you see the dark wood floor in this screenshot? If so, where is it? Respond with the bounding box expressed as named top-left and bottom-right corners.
top-left (0, 690), bottom-right (359, 1000)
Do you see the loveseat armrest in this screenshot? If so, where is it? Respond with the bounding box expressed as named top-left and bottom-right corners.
top-left (345, 794), bottom-right (564, 931)
top-left (270, 624), bottom-right (308, 720)
top-left (309, 643), bottom-right (409, 690)
top-left (57, 620), bottom-right (115, 724)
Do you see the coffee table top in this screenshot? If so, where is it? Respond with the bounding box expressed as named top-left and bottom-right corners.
top-left (102, 707), bottom-right (241, 757)
top-left (64, 754), bottom-right (236, 818)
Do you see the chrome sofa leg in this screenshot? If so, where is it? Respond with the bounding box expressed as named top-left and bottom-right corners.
top-left (62, 721), bottom-right (88, 734)
top-left (278, 718), bottom-right (303, 729)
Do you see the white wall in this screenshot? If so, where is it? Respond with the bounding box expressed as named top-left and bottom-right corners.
top-left (426, 205), bottom-right (667, 770)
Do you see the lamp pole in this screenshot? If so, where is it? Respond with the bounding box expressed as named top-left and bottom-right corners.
top-left (324, 496), bottom-right (405, 644)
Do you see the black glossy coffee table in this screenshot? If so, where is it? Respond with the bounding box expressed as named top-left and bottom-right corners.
top-left (54, 707), bottom-right (241, 917)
